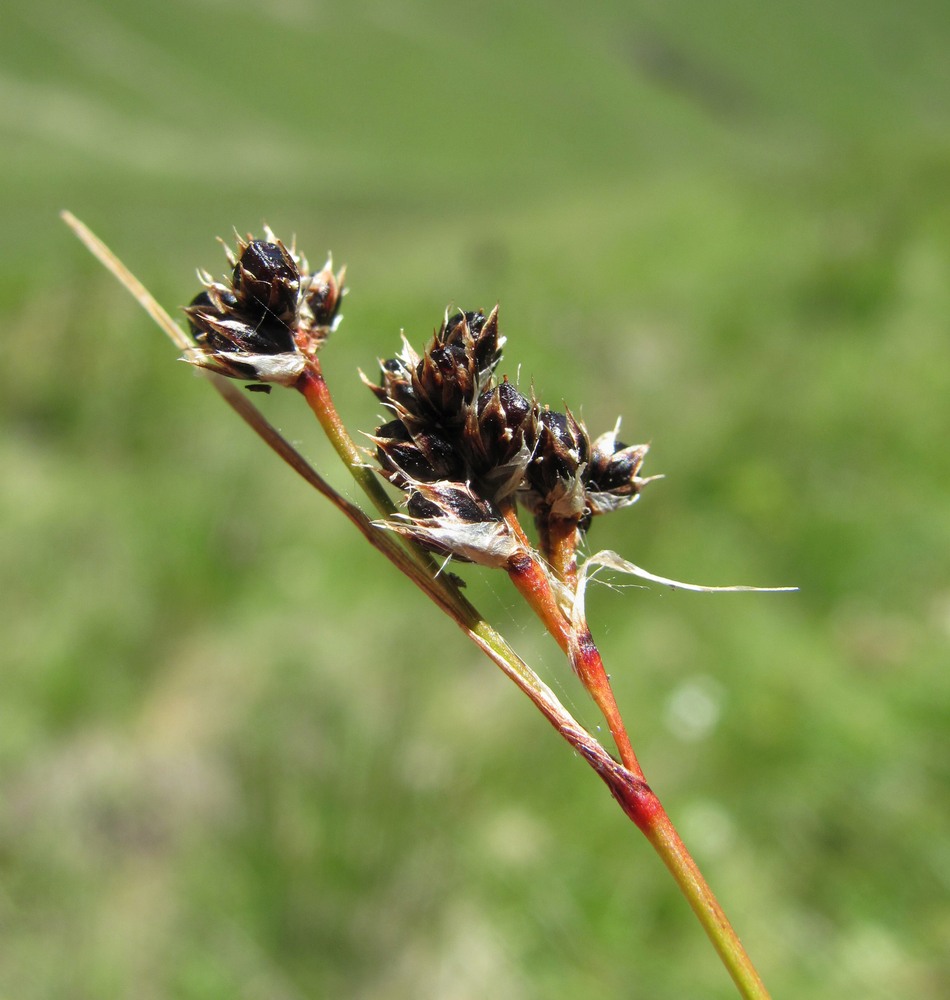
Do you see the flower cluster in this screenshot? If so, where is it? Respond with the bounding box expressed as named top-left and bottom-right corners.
top-left (184, 231), bottom-right (344, 385)
top-left (368, 307), bottom-right (657, 564)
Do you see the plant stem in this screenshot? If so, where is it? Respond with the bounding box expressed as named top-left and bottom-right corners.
top-left (503, 503), bottom-right (770, 996)
top-left (643, 803), bottom-right (770, 998)
top-left (296, 365), bottom-right (398, 523)
top-left (542, 514), bottom-right (580, 591)
top-left (498, 503), bottom-right (644, 778)
top-left (505, 548), bottom-right (644, 778)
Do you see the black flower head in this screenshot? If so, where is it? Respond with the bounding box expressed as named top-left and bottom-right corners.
top-left (366, 306), bottom-right (535, 506)
top-left (584, 424), bottom-right (660, 517)
top-left (297, 256), bottom-right (345, 353)
top-left (414, 307), bottom-right (504, 428)
top-left (520, 407), bottom-right (591, 521)
top-left (183, 231), bottom-right (344, 384)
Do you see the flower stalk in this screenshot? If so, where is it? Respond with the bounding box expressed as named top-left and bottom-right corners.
top-left (62, 212), bottom-right (788, 1000)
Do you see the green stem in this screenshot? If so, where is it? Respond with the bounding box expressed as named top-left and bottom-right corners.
top-left (297, 364), bottom-right (398, 523)
top-left (643, 803), bottom-right (771, 999)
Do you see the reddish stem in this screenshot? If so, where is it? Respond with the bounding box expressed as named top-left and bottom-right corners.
top-left (296, 364), bottom-right (404, 525)
top-left (505, 544), bottom-right (644, 780)
top-left (544, 514), bottom-right (580, 590)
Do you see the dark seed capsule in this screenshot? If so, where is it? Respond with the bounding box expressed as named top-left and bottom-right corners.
top-left (377, 439), bottom-right (441, 483)
top-left (376, 418), bottom-right (412, 443)
top-left (480, 381), bottom-right (531, 426)
top-left (238, 317), bottom-right (297, 355)
top-left (186, 290), bottom-right (236, 341)
top-left (443, 310), bottom-right (484, 344)
top-left (377, 446), bottom-right (428, 482)
top-left (236, 240), bottom-right (297, 289)
top-left (305, 271), bottom-right (342, 327)
top-left (415, 431), bottom-right (463, 478)
top-left (186, 290), bottom-right (216, 340)
top-left (589, 442), bottom-right (637, 491)
top-left (541, 410), bottom-right (571, 450)
top-left (499, 380), bottom-right (530, 418)
top-left (470, 307), bottom-right (501, 377)
top-left (476, 382), bottom-right (533, 469)
top-left (233, 241), bottom-right (299, 321)
top-left (375, 361), bottom-right (417, 409)
top-left (406, 491), bottom-right (443, 520)
top-left (441, 488), bottom-right (494, 523)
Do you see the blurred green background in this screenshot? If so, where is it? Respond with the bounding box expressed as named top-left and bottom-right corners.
top-left (2, 1), bottom-right (949, 997)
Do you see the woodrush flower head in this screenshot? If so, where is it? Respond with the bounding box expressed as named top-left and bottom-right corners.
top-left (368, 306), bottom-right (530, 506)
top-left (369, 303), bottom-right (659, 567)
top-left (585, 424), bottom-right (660, 517)
top-left (184, 231), bottom-right (344, 385)
top-left (297, 256), bottom-right (345, 351)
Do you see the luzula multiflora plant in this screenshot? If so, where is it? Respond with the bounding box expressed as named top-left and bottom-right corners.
top-left (64, 214), bottom-right (794, 1000)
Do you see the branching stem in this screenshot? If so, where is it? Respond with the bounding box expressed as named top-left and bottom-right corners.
top-left (63, 211), bottom-right (773, 1000)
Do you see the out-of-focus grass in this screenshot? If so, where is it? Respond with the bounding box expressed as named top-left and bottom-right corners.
top-left (2, 1), bottom-right (949, 997)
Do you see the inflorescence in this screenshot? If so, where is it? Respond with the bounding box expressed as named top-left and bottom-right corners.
top-left (183, 234), bottom-right (659, 569)
top-left (185, 230), bottom-right (344, 386)
top-left (62, 211), bottom-right (791, 1000)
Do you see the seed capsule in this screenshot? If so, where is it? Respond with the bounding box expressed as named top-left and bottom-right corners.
top-left (232, 240), bottom-right (299, 326)
top-left (477, 381), bottom-right (532, 448)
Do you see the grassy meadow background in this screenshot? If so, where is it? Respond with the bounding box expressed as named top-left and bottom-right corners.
top-left (2, 1), bottom-right (949, 996)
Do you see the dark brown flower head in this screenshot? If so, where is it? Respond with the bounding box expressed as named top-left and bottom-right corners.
top-left (412, 307), bottom-right (503, 428)
top-left (584, 424), bottom-right (659, 517)
top-left (183, 231), bottom-right (344, 384)
top-left (366, 307), bottom-right (535, 506)
top-left (368, 307), bottom-right (504, 432)
top-left (520, 407), bottom-right (591, 521)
